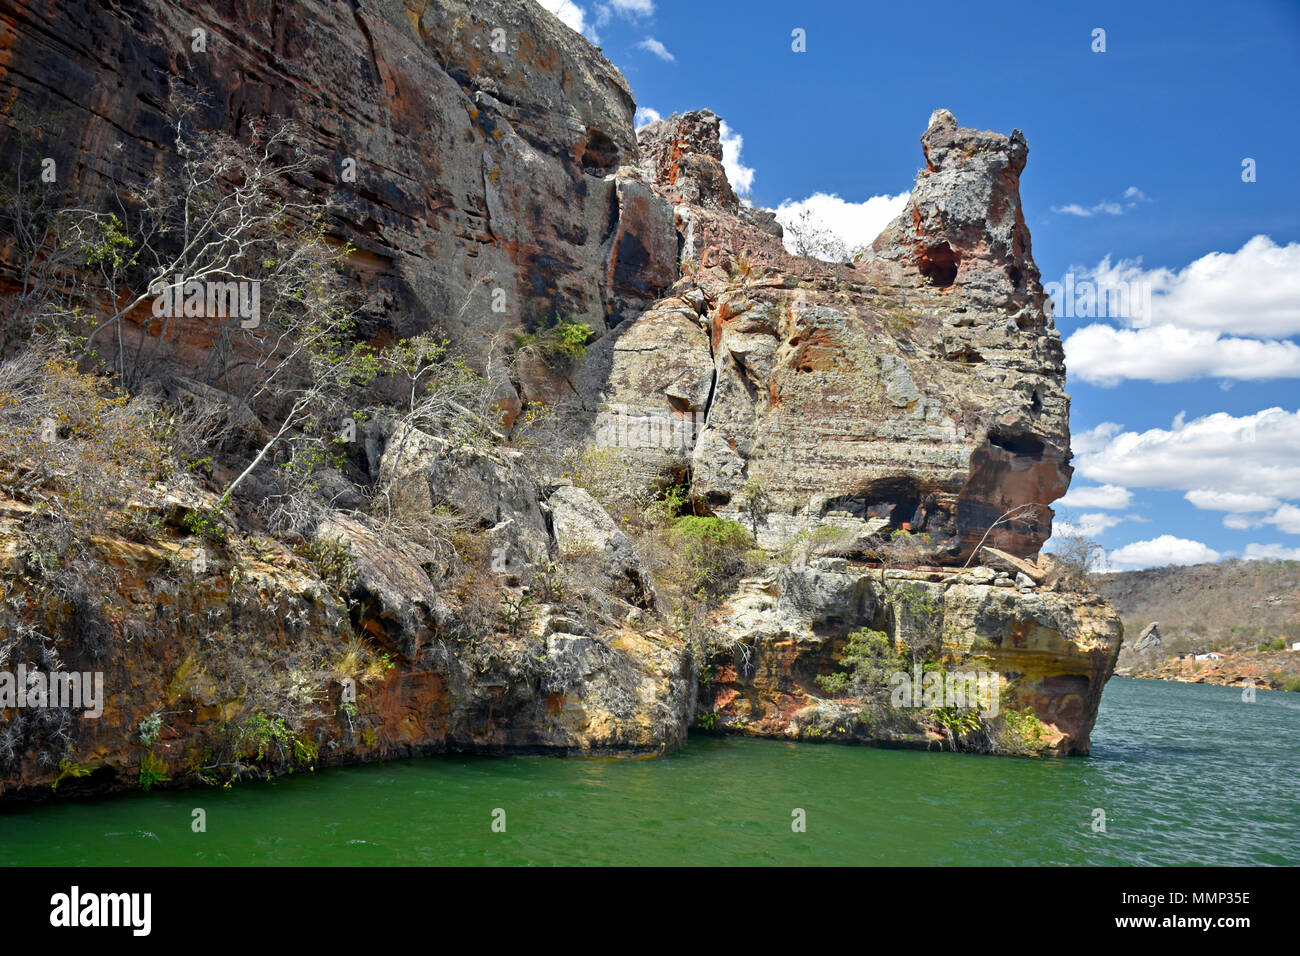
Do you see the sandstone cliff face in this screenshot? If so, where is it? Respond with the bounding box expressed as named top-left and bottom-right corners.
top-left (0, 479), bottom-right (694, 798)
top-left (0, 1), bottom-right (1122, 798)
top-left (0, 0), bottom-right (675, 405)
top-left (703, 563), bottom-right (1120, 755)
top-left (581, 109), bottom-right (1071, 562)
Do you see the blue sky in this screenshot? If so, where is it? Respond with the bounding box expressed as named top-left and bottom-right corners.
top-left (539, 0), bottom-right (1300, 569)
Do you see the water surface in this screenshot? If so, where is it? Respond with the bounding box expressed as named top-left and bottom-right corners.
top-left (1, 677), bottom-right (1295, 865)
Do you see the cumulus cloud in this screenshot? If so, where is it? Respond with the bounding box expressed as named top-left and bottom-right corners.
top-left (1183, 489), bottom-right (1300, 535)
top-left (1244, 543), bottom-right (1300, 561)
top-left (1265, 503), bottom-right (1300, 534)
top-left (1054, 512), bottom-right (1125, 539)
top-left (718, 120), bottom-right (755, 197)
top-left (773, 191), bottom-right (909, 258)
top-left (608, 0), bottom-right (654, 15)
top-left (1108, 535), bottom-right (1223, 570)
top-left (1059, 483), bottom-right (1132, 510)
top-left (634, 106), bottom-right (662, 130)
top-left (1072, 422), bottom-right (1123, 455)
top-left (1065, 324), bottom-right (1300, 386)
top-left (1224, 514), bottom-right (1261, 530)
top-left (596, 0), bottom-right (654, 27)
top-left (1090, 236), bottom-right (1300, 338)
top-left (1185, 489), bottom-right (1281, 513)
top-left (537, 1), bottom-right (598, 42)
top-left (637, 36), bottom-right (675, 61)
top-left (1076, 407), bottom-right (1300, 503)
top-left (1061, 236), bottom-right (1300, 385)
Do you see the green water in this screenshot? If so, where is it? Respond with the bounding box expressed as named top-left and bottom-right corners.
top-left (1, 677), bottom-right (1296, 865)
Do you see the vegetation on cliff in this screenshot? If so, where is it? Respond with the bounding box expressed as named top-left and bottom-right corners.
top-left (0, 5), bottom-right (1122, 797)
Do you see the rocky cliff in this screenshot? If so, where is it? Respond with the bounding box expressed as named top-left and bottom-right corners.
top-left (580, 107), bottom-right (1071, 561)
top-left (0, 0), bottom-right (675, 412)
top-left (0, 0), bottom-right (1120, 798)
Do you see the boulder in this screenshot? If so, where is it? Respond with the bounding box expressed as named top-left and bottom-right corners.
top-left (982, 546), bottom-right (1049, 583)
top-left (547, 486), bottom-right (655, 608)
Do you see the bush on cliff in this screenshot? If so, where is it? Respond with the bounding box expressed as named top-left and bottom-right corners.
top-left (816, 627), bottom-right (905, 700)
top-left (514, 314), bottom-right (594, 365)
top-left (669, 517), bottom-right (755, 593)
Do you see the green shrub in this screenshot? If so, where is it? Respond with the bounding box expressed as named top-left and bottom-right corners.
top-left (181, 506), bottom-right (227, 542)
top-left (671, 516), bottom-right (752, 549)
top-left (644, 481), bottom-right (689, 528)
top-left (815, 626), bottom-right (904, 701)
top-left (52, 759), bottom-right (97, 791)
top-left (668, 517), bottom-right (754, 597)
top-left (1002, 706), bottom-right (1046, 744)
top-left (934, 707), bottom-right (982, 738)
top-left (1269, 672), bottom-right (1300, 693)
top-left (138, 751), bottom-right (171, 791)
top-left (292, 736), bottom-right (319, 768)
top-left (517, 315), bottom-right (593, 364)
top-left (237, 713), bottom-right (293, 762)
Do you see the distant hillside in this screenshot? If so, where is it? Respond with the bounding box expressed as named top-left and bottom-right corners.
top-left (1092, 560), bottom-right (1300, 673)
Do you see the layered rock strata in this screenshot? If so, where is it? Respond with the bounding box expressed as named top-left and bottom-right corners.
top-left (0, 1), bottom-right (1123, 798)
top-left (581, 108), bottom-right (1071, 562)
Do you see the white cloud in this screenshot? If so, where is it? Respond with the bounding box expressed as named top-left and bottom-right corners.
top-left (1185, 489), bottom-right (1281, 513)
top-left (1224, 514), bottom-right (1261, 530)
top-left (537, 1), bottom-right (598, 42)
top-left (773, 191), bottom-right (909, 257)
top-left (609, 0), bottom-right (654, 15)
top-left (1059, 483), bottom-right (1132, 510)
top-left (1055, 512), bottom-right (1125, 539)
top-left (1052, 200), bottom-right (1124, 217)
top-left (1265, 503), bottom-right (1300, 534)
top-left (1072, 422), bottom-right (1123, 455)
top-left (1060, 236), bottom-right (1300, 385)
top-left (1108, 535), bottom-right (1223, 570)
top-left (1244, 543), bottom-right (1300, 561)
top-left (1065, 324), bottom-right (1300, 386)
top-left (1053, 186), bottom-right (1150, 217)
top-left (1076, 407), bottom-right (1300, 504)
top-left (718, 120), bottom-right (755, 197)
top-left (596, 0), bottom-right (653, 26)
top-left (634, 107), bottom-right (662, 130)
top-left (1097, 236), bottom-right (1300, 338)
top-left (637, 36), bottom-right (675, 61)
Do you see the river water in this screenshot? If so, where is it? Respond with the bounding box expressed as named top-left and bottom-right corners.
top-left (1, 677), bottom-right (1296, 865)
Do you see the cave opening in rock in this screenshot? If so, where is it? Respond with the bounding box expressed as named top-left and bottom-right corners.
top-left (580, 128), bottom-right (619, 173)
top-left (917, 242), bottom-right (959, 287)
